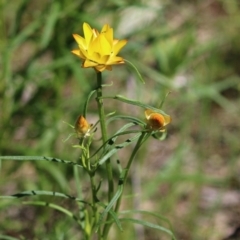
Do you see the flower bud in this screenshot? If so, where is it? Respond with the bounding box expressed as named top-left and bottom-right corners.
top-left (145, 109), bottom-right (171, 132)
top-left (75, 115), bottom-right (91, 138)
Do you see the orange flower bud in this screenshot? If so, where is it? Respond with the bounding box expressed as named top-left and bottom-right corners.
top-left (145, 109), bottom-right (171, 132)
top-left (75, 115), bottom-right (91, 137)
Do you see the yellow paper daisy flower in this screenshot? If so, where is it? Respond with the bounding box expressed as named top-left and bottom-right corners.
top-left (72, 22), bottom-right (127, 72)
top-left (145, 109), bottom-right (171, 132)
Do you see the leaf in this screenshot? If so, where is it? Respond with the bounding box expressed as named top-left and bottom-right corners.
top-left (40, 2), bottom-right (60, 49)
top-left (96, 169), bottom-right (127, 230)
top-left (102, 95), bottom-right (167, 115)
top-left (96, 202), bottom-right (123, 232)
top-left (98, 132), bottom-right (142, 165)
top-left (120, 209), bottom-right (174, 233)
top-left (106, 114), bottom-right (145, 126)
top-left (83, 89), bottom-right (96, 118)
top-left (124, 59), bottom-right (145, 84)
top-left (90, 122), bottom-right (141, 160)
top-left (0, 190), bottom-right (89, 205)
top-left (23, 201), bottom-right (83, 227)
top-left (120, 217), bottom-right (176, 240)
top-left (10, 17), bottom-right (42, 49)
top-left (0, 156), bottom-right (82, 167)
top-left (0, 235), bottom-right (20, 240)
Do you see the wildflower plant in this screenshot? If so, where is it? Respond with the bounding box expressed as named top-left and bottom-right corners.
top-left (0, 22), bottom-right (175, 240)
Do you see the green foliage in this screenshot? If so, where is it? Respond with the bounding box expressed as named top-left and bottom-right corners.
top-left (1, 0), bottom-right (240, 239)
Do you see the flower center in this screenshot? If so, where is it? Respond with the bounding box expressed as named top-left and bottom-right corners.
top-left (148, 113), bottom-right (165, 130)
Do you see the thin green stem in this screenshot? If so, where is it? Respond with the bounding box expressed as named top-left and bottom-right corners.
top-left (96, 72), bottom-right (114, 200)
top-left (102, 132), bottom-right (149, 239)
top-left (115, 132), bottom-right (149, 212)
top-left (89, 172), bottom-right (98, 227)
top-left (95, 72), bottom-right (114, 239)
top-left (96, 73), bottom-right (108, 143)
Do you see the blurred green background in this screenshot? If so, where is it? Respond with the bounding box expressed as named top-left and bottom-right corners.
top-left (1, 0), bottom-right (240, 239)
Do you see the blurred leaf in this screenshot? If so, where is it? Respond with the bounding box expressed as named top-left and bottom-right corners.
top-left (124, 59), bottom-right (145, 83)
top-left (120, 217), bottom-right (176, 240)
top-left (0, 236), bottom-right (20, 240)
top-left (0, 156), bottom-right (82, 167)
top-left (0, 190), bottom-right (88, 204)
top-left (153, 32), bottom-right (195, 77)
top-left (40, 2), bottom-right (60, 49)
top-left (23, 201), bottom-right (83, 226)
top-left (10, 18), bottom-right (42, 49)
top-left (103, 95), bottom-right (168, 115)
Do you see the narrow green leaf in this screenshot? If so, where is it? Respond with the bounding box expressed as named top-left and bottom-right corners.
top-left (97, 202), bottom-right (123, 232)
top-left (159, 91), bottom-right (171, 108)
top-left (0, 235), bottom-right (20, 240)
top-left (9, 0), bottom-right (31, 36)
top-left (124, 59), bottom-right (145, 84)
top-left (10, 18), bottom-right (42, 49)
top-left (102, 95), bottom-right (167, 115)
top-left (120, 209), bottom-right (174, 233)
top-left (120, 218), bottom-right (176, 239)
top-left (96, 169), bottom-right (127, 230)
top-left (0, 190), bottom-right (89, 205)
top-left (107, 115), bottom-right (145, 126)
top-left (83, 89), bottom-right (96, 118)
top-left (98, 132), bottom-right (142, 165)
top-left (23, 201), bottom-right (83, 227)
top-left (0, 156), bottom-right (82, 167)
top-left (106, 209), bottom-right (123, 232)
top-left (40, 2), bottom-right (60, 49)
top-left (90, 122), bottom-right (141, 160)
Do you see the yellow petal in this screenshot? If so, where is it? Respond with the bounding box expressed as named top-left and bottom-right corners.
top-left (92, 28), bottom-right (99, 38)
top-left (163, 115), bottom-right (171, 125)
top-left (88, 52), bottom-right (102, 64)
top-left (145, 109), bottom-right (154, 120)
top-left (71, 49), bottom-right (81, 56)
top-left (101, 24), bottom-right (110, 33)
top-left (73, 34), bottom-right (86, 49)
top-left (83, 22), bottom-right (93, 46)
top-left (103, 27), bottom-right (113, 44)
top-left (95, 34), bottom-right (111, 56)
top-left (78, 48), bottom-right (88, 59)
top-left (113, 39), bottom-right (127, 55)
top-left (83, 59), bottom-right (98, 68)
top-left (99, 35), bottom-right (111, 55)
top-left (99, 55), bottom-right (109, 64)
top-left (95, 65), bottom-right (107, 72)
top-left (159, 127), bottom-right (166, 132)
top-left (108, 56), bottom-right (124, 65)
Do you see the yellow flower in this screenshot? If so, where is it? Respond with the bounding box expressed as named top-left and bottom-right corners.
top-left (72, 22), bottom-right (127, 72)
top-left (145, 109), bottom-right (171, 132)
top-left (75, 115), bottom-right (91, 138)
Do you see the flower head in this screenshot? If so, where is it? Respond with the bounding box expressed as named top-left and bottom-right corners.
top-left (75, 115), bottom-right (91, 138)
top-left (145, 109), bottom-right (171, 132)
top-left (72, 22), bottom-right (127, 72)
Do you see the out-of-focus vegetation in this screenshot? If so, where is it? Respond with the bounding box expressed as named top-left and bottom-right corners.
top-left (1, 0), bottom-right (240, 239)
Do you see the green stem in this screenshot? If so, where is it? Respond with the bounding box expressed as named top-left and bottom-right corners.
top-left (89, 172), bottom-right (97, 229)
top-left (96, 72), bottom-right (114, 200)
top-left (102, 132), bottom-right (149, 239)
top-left (96, 73), bottom-right (108, 143)
top-left (95, 72), bottom-right (114, 238)
top-left (115, 132), bottom-right (148, 212)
